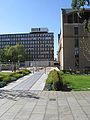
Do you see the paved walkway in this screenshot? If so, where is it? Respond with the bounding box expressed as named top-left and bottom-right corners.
top-left (30, 73), bottom-right (48, 90)
top-left (0, 91), bottom-right (90, 120)
top-left (0, 71), bottom-right (45, 91)
top-left (0, 67), bottom-right (90, 120)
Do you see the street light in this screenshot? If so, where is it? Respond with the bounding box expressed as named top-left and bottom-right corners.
top-left (9, 60), bottom-right (10, 64)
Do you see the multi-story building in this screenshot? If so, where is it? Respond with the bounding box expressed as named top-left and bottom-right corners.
top-left (58, 9), bottom-right (90, 70)
top-left (0, 28), bottom-right (54, 66)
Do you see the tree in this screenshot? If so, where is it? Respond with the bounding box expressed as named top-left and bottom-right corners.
top-left (0, 45), bottom-right (10, 62)
top-left (0, 44), bottom-right (26, 71)
top-left (72, 0), bottom-right (90, 9)
top-left (72, 0), bottom-right (90, 32)
top-left (72, 0), bottom-right (90, 62)
top-left (7, 44), bottom-right (26, 63)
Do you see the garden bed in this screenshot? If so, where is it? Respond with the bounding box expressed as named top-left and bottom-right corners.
top-left (0, 69), bottom-right (31, 88)
top-left (44, 69), bottom-right (90, 91)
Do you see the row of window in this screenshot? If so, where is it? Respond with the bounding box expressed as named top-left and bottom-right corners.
top-left (30, 55), bottom-right (53, 58)
top-left (67, 13), bottom-right (84, 23)
top-left (0, 40), bottom-right (53, 44)
top-left (0, 33), bottom-right (53, 38)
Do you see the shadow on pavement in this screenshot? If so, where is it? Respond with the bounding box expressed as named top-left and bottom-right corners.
top-left (0, 90), bottom-right (40, 100)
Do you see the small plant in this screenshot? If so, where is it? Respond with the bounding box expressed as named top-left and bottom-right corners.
top-left (0, 69), bottom-right (31, 88)
top-left (0, 81), bottom-right (6, 88)
top-left (12, 73), bottom-right (21, 79)
top-left (3, 76), bottom-right (11, 84)
top-left (45, 69), bottom-right (64, 91)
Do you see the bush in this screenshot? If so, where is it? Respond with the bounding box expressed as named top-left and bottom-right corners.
top-left (0, 76), bottom-right (3, 81)
top-left (53, 72), bottom-right (63, 91)
top-left (3, 76), bottom-right (11, 84)
top-left (0, 69), bottom-right (31, 88)
top-left (63, 70), bottom-right (66, 74)
top-left (18, 69), bottom-right (31, 75)
top-left (11, 73), bottom-right (21, 79)
top-left (0, 81), bottom-right (6, 88)
top-left (10, 77), bottom-right (17, 81)
top-left (46, 69), bottom-right (64, 91)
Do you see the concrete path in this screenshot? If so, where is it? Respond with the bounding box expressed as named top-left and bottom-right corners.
top-left (0, 67), bottom-right (55, 91)
top-left (0, 67), bottom-right (59, 91)
top-left (30, 73), bottom-right (48, 91)
top-left (1, 67), bottom-right (90, 120)
top-left (0, 91), bottom-right (90, 120)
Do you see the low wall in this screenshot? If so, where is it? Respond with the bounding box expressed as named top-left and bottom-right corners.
top-left (25, 61), bottom-right (54, 67)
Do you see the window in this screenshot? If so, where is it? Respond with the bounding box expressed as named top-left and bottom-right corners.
top-left (75, 48), bottom-right (79, 67)
top-left (74, 13), bottom-right (78, 23)
top-left (75, 48), bottom-right (79, 55)
top-left (75, 58), bottom-right (79, 67)
top-left (74, 27), bottom-right (78, 35)
top-left (75, 38), bottom-right (79, 48)
top-left (68, 14), bottom-right (73, 23)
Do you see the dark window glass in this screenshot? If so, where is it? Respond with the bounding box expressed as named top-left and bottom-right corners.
top-left (75, 38), bottom-right (79, 48)
top-left (68, 14), bottom-right (73, 23)
top-left (75, 58), bottom-right (79, 67)
top-left (74, 13), bottom-right (78, 23)
top-left (74, 27), bottom-right (78, 35)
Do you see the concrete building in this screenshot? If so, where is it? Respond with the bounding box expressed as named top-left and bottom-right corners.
top-left (0, 28), bottom-right (54, 67)
top-left (58, 9), bottom-right (90, 70)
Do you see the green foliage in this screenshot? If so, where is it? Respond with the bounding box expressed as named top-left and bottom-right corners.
top-left (10, 77), bottom-right (17, 81)
top-left (45, 69), bottom-right (64, 91)
top-left (0, 69), bottom-right (31, 88)
top-left (0, 44), bottom-right (26, 63)
top-left (3, 76), bottom-right (11, 84)
top-left (72, 0), bottom-right (90, 9)
top-left (18, 69), bottom-right (30, 75)
top-left (11, 73), bottom-right (22, 79)
top-left (0, 81), bottom-right (6, 88)
top-left (45, 69), bottom-right (90, 91)
top-left (72, 0), bottom-right (90, 32)
top-left (62, 74), bottom-right (90, 91)
top-left (0, 76), bottom-right (3, 81)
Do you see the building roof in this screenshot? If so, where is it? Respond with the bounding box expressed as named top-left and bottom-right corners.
top-left (61, 8), bottom-right (90, 14)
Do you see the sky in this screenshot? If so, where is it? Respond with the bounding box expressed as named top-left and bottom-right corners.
top-left (0, 0), bottom-right (72, 58)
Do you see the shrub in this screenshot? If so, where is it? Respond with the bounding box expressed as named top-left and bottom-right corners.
top-left (53, 71), bottom-right (64, 91)
top-left (0, 81), bottom-right (6, 88)
top-left (0, 69), bottom-right (31, 88)
top-left (46, 69), bottom-right (64, 91)
top-left (18, 69), bottom-right (31, 75)
top-left (58, 71), bottom-right (64, 75)
top-left (3, 76), bottom-right (11, 84)
top-left (0, 76), bottom-right (3, 81)
top-left (12, 73), bottom-right (21, 79)
top-left (63, 70), bottom-right (66, 74)
top-left (10, 77), bottom-right (17, 81)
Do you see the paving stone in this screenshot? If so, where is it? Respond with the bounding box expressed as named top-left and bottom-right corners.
top-left (32, 105), bottom-right (46, 114)
top-left (59, 114), bottom-right (74, 120)
top-left (0, 90), bottom-right (90, 120)
top-left (29, 113), bottom-right (44, 120)
top-left (46, 109), bottom-right (58, 115)
top-left (44, 114), bottom-right (58, 120)
top-left (58, 106), bottom-right (72, 115)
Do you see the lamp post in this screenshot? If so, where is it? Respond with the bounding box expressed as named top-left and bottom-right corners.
top-left (9, 60), bottom-right (10, 64)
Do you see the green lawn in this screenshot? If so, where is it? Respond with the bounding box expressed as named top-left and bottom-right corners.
top-left (62, 74), bottom-right (90, 91)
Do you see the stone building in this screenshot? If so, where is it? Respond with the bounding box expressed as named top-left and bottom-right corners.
top-left (58, 9), bottom-right (90, 70)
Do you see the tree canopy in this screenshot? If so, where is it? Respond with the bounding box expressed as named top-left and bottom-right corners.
top-left (0, 44), bottom-right (26, 63)
top-left (72, 0), bottom-right (90, 9)
top-left (72, 0), bottom-right (90, 32)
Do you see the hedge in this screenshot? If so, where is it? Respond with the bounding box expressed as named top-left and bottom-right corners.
top-left (0, 69), bottom-right (31, 88)
top-left (45, 69), bottom-right (64, 91)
